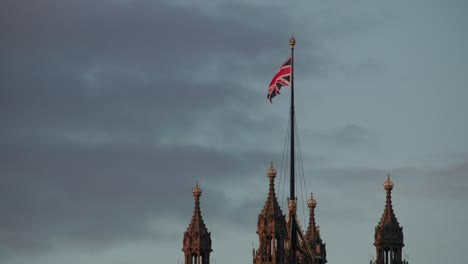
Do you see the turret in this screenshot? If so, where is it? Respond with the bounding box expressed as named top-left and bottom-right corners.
top-left (253, 163), bottom-right (287, 264)
top-left (304, 193), bottom-right (327, 264)
top-left (183, 182), bottom-right (212, 264)
top-left (373, 175), bottom-right (406, 264)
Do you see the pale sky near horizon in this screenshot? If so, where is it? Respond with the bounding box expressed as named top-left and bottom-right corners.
top-left (1, 0), bottom-right (467, 264)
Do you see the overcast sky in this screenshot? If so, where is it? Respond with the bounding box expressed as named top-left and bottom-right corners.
top-left (1, 0), bottom-right (467, 264)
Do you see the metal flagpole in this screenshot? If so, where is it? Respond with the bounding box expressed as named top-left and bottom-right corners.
top-left (288, 35), bottom-right (297, 264)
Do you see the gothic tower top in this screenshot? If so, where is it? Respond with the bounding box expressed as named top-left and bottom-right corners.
top-left (305, 193), bottom-right (317, 242)
top-left (304, 192), bottom-right (327, 264)
top-left (253, 162), bottom-right (287, 264)
top-left (377, 175), bottom-right (401, 229)
top-left (260, 162), bottom-right (284, 218)
top-left (183, 182), bottom-right (212, 264)
top-left (186, 181), bottom-right (210, 236)
top-left (373, 175), bottom-right (405, 264)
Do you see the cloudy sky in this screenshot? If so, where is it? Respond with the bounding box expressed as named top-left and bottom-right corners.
top-left (1, 0), bottom-right (467, 263)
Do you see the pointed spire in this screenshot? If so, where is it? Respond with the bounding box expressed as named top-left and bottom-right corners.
top-left (187, 181), bottom-right (208, 234)
top-left (267, 161), bottom-right (277, 178)
top-left (305, 193), bottom-right (318, 242)
top-left (193, 180), bottom-right (202, 197)
top-left (373, 175), bottom-right (404, 264)
top-left (183, 181), bottom-right (212, 264)
top-left (261, 162), bottom-right (283, 216)
top-left (254, 163), bottom-right (287, 264)
top-left (378, 175), bottom-right (400, 227)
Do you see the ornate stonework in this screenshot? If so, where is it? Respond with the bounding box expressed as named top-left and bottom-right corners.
top-left (253, 163), bottom-right (288, 264)
top-left (252, 163), bottom-right (327, 264)
top-left (372, 175), bottom-right (407, 264)
top-left (180, 172), bottom-right (409, 264)
top-left (303, 193), bottom-right (327, 264)
top-left (183, 182), bottom-right (212, 264)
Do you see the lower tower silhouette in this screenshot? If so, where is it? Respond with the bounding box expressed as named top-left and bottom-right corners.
top-left (183, 182), bottom-right (212, 264)
top-left (253, 163), bottom-right (287, 264)
top-left (372, 175), bottom-right (408, 264)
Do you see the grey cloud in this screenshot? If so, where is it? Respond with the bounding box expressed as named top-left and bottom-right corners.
top-left (0, 136), bottom-right (277, 255)
top-left (0, 0), bottom-right (329, 149)
top-left (306, 161), bottom-right (468, 203)
top-left (0, 0), bottom-right (294, 69)
top-left (328, 124), bottom-right (374, 146)
top-left (393, 162), bottom-right (468, 200)
top-left (300, 123), bottom-right (375, 149)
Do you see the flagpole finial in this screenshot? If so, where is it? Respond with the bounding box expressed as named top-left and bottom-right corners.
top-left (289, 35), bottom-right (296, 48)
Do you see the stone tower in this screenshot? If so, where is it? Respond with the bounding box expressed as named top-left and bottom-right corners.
top-left (253, 163), bottom-right (288, 264)
top-left (303, 193), bottom-right (327, 264)
top-left (183, 182), bottom-right (212, 264)
top-left (372, 175), bottom-right (407, 264)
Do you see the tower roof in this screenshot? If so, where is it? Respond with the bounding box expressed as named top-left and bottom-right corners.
top-left (260, 162), bottom-right (285, 218)
top-left (305, 193), bottom-right (318, 242)
top-left (256, 162), bottom-right (287, 238)
top-left (186, 182), bottom-right (209, 235)
top-left (374, 175), bottom-right (404, 248)
top-left (254, 163), bottom-right (288, 264)
top-left (183, 181), bottom-right (212, 253)
top-left (378, 175), bottom-right (400, 228)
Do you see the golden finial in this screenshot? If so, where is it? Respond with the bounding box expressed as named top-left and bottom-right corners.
top-left (192, 181), bottom-right (202, 196)
top-left (384, 174), bottom-right (394, 191)
top-left (267, 161), bottom-right (277, 178)
top-left (289, 35), bottom-right (296, 48)
top-left (307, 192), bottom-right (317, 208)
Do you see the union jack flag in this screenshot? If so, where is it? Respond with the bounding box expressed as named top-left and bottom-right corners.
top-left (267, 56), bottom-right (292, 103)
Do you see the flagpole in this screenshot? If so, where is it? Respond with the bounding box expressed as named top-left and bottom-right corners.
top-left (288, 35), bottom-right (297, 264)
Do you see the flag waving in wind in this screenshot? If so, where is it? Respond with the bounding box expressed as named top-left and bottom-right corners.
top-left (267, 55), bottom-right (292, 103)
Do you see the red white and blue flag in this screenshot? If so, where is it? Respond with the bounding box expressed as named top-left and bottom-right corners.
top-left (267, 56), bottom-right (292, 103)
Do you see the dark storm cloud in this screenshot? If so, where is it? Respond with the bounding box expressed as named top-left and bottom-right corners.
top-left (0, 138), bottom-right (275, 254)
top-left (0, 63), bottom-right (259, 141)
top-left (0, 0), bottom-right (326, 142)
top-left (0, 0), bottom-right (320, 79)
top-left (0, 1), bottom-right (280, 56)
